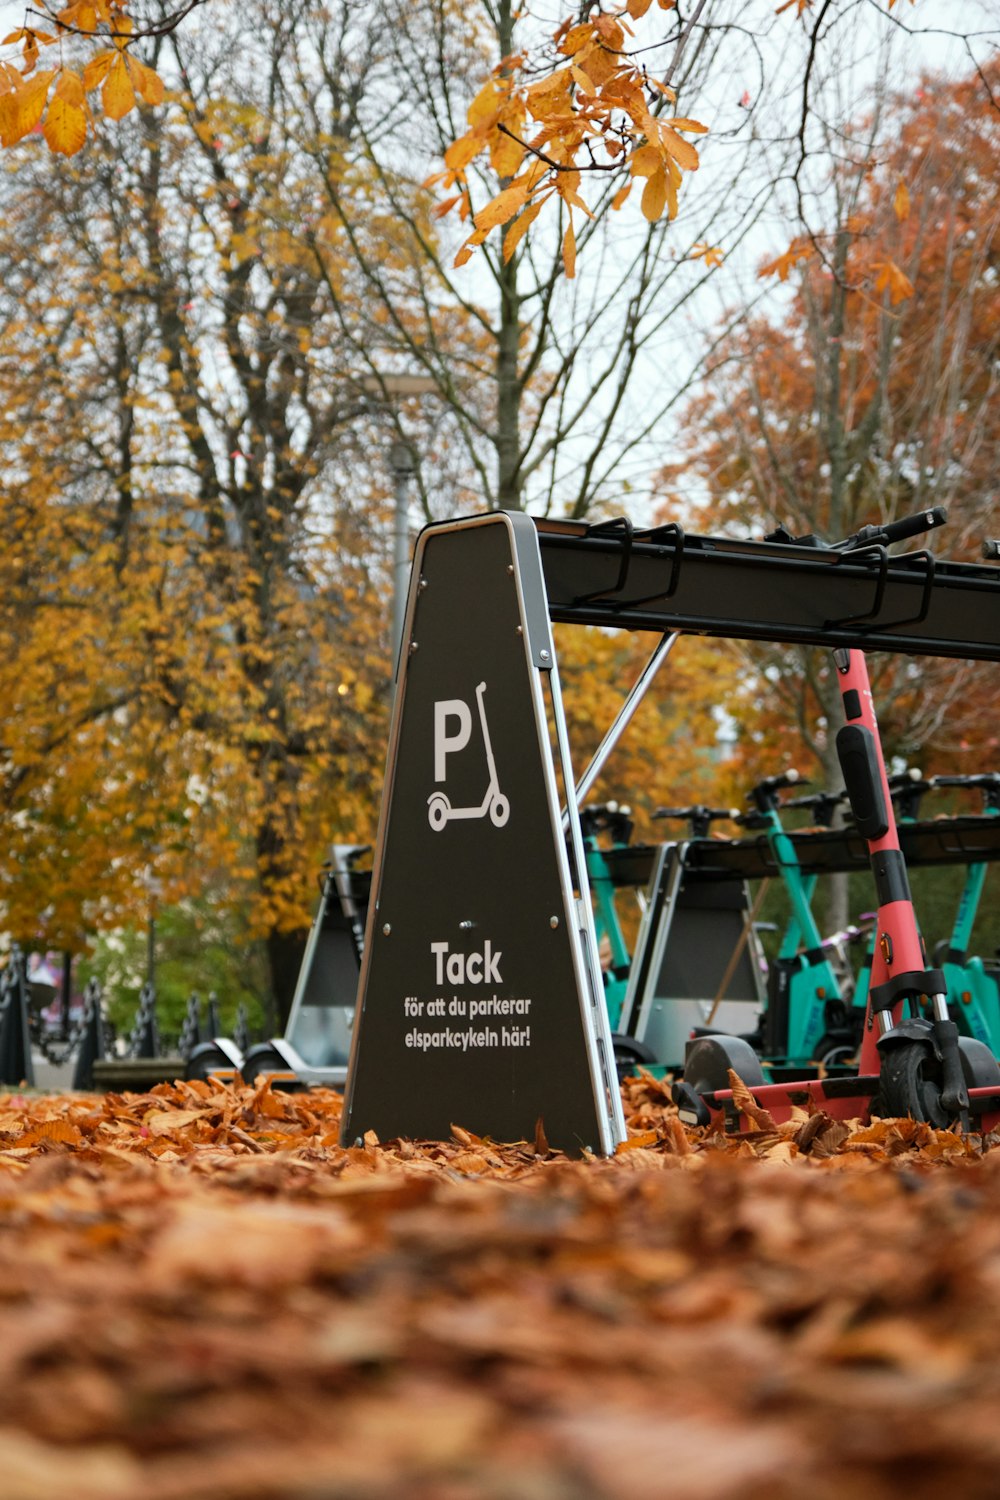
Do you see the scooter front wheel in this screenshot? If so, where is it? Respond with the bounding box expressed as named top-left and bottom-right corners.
top-left (489, 793), bottom-right (510, 828)
top-left (879, 1042), bottom-right (951, 1128)
top-left (879, 1036), bottom-right (1000, 1127)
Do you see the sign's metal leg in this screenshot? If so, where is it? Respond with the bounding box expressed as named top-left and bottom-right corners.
top-left (547, 661), bottom-right (628, 1149)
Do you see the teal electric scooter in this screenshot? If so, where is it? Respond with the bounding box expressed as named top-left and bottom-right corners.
top-left (734, 771), bottom-right (852, 1069)
top-left (930, 773), bottom-right (1000, 1050)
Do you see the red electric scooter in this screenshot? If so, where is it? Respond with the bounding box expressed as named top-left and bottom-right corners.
top-left (675, 511), bottom-right (1000, 1132)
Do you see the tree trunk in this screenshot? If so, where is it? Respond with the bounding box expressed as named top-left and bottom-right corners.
top-left (494, 0), bottom-right (522, 510)
top-left (496, 251), bottom-right (522, 508)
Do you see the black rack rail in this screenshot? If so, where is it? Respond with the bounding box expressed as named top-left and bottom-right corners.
top-left (599, 816), bottom-right (1000, 889)
top-left (535, 518), bottom-right (1000, 660)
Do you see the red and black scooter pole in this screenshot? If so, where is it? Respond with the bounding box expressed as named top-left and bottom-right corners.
top-left (833, 648), bottom-right (969, 1127)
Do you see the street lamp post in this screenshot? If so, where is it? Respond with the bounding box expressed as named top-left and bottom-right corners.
top-left (389, 439), bottom-right (417, 666)
top-left (359, 373), bottom-right (439, 675)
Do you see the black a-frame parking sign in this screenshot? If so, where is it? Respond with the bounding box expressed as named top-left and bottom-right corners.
top-left (340, 512), bottom-right (626, 1155)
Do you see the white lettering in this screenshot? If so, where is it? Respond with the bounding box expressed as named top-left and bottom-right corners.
top-left (434, 699), bottom-right (472, 782)
top-left (430, 940), bottom-right (503, 986)
top-left (431, 941), bottom-right (449, 985)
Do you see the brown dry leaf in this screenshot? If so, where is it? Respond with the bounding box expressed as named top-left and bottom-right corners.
top-left (616, 1129), bottom-right (659, 1153)
top-left (727, 1069), bottom-right (779, 1132)
top-left (0, 1430), bottom-right (141, 1500)
top-left (17, 1119), bottom-right (83, 1148)
top-left (142, 1108), bottom-right (206, 1137)
top-left (0, 1079), bottom-right (996, 1500)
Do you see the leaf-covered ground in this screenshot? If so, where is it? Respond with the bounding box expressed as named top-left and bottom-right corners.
top-left (2, 1072), bottom-right (1000, 1499)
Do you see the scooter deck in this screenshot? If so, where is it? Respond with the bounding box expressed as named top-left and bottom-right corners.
top-left (697, 1077), bottom-right (1000, 1131)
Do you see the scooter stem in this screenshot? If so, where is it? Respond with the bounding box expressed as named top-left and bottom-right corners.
top-left (834, 649), bottom-right (966, 1120)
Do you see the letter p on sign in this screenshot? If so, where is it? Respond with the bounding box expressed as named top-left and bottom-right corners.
top-left (434, 699), bottom-right (472, 782)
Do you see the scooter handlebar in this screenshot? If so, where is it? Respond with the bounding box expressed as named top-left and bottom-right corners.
top-left (653, 805), bottom-right (740, 838)
top-left (931, 774), bottom-right (1000, 790)
top-left (931, 773), bottom-right (1000, 811)
top-left (782, 788), bottom-right (847, 825)
top-left (580, 802), bottom-right (634, 838)
top-left (753, 770), bottom-right (802, 793)
top-left (783, 788), bottom-right (846, 809)
top-left (879, 506), bottom-right (948, 545)
top-left (838, 505), bottom-right (947, 551)
top-left (653, 805), bottom-right (738, 822)
top-left (747, 769), bottom-right (805, 811)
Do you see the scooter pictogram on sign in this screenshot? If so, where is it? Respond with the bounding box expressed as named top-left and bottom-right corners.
top-left (427, 681), bottom-right (510, 831)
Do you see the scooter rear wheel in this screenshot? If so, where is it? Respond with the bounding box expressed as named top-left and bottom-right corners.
top-left (681, 1034), bottom-right (766, 1094)
top-left (184, 1041), bottom-right (240, 1083)
top-left (814, 1041), bottom-right (856, 1072)
top-left (611, 1033), bottom-right (657, 1083)
top-left (671, 1035), bottom-right (766, 1129)
top-left (240, 1044), bottom-right (304, 1090)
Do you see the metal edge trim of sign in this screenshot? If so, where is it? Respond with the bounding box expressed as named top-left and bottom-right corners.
top-left (505, 512), bottom-right (627, 1154)
top-left (543, 660), bottom-right (628, 1153)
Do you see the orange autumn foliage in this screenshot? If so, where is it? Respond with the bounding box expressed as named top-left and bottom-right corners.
top-left (660, 64), bottom-right (1000, 785)
top-left (0, 84), bottom-right (400, 1006)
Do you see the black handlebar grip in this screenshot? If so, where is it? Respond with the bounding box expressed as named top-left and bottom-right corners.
top-left (846, 506), bottom-right (948, 551)
top-left (784, 788), bottom-right (844, 808)
top-left (880, 506), bottom-right (947, 544)
top-left (734, 809), bottom-right (770, 830)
